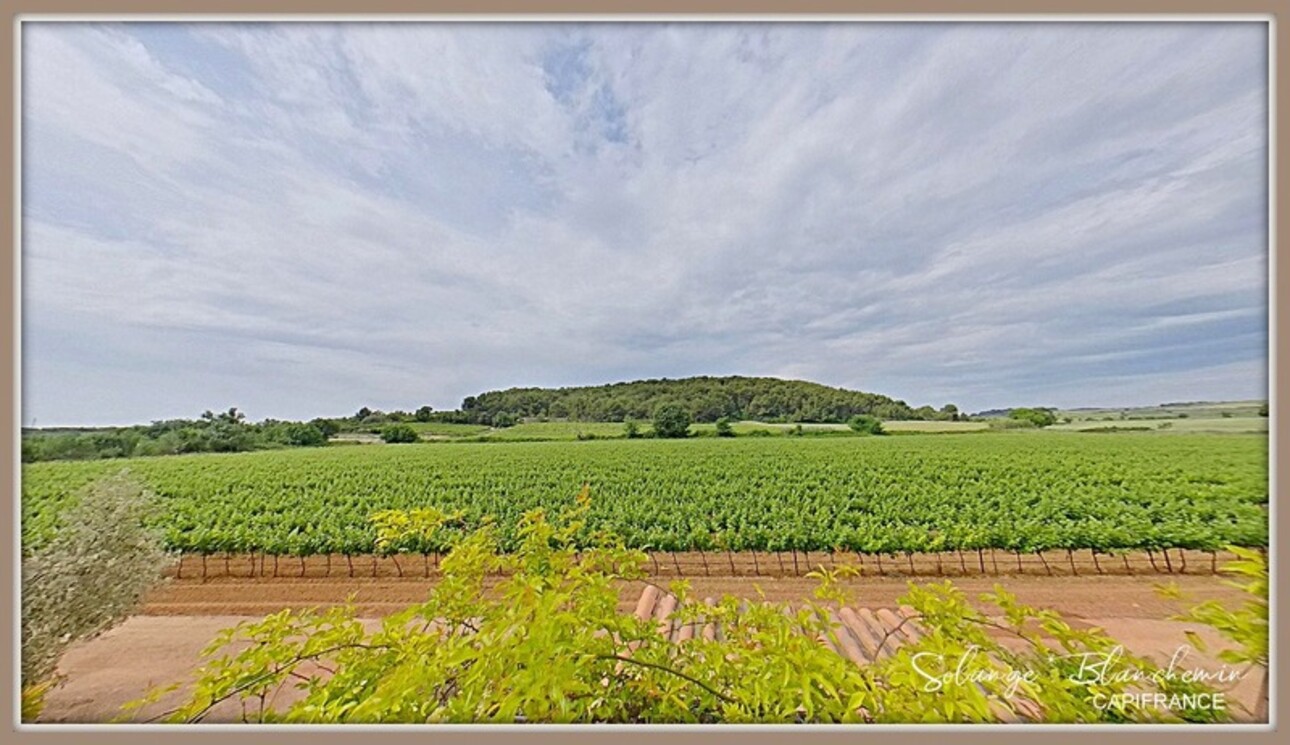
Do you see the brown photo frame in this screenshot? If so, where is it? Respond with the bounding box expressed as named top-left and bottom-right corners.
top-left (2, 2), bottom-right (1282, 743)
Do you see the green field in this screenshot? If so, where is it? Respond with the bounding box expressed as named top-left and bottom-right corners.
top-left (481, 421), bottom-right (641, 440)
top-left (404, 422), bottom-right (494, 437)
top-left (392, 420), bottom-right (858, 441)
top-left (880, 420), bottom-right (990, 433)
top-left (1059, 400), bottom-right (1266, 421)
top-left (1047, 417), bottom-right (1268, 434)
top-left (342, 412), bottom-right (1267, 443)
top-left (396, 419), bottom-right (981, 441)
top-left (22, 433), bottom-right (1267, 557)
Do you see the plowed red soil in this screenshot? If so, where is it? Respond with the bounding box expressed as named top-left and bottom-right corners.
top-left (169, 547), bottom-right (1236, 581)
top-left (44, 572), bottom-right (1263, 724)
top-left (36, 549), bottom-right (1263, 724)
top-left (144, 555), bottom-right (1246, 619)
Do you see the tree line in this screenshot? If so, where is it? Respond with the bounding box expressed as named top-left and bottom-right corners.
top-left (21, 408), bottom-right (336, 463)
top-left (448, 376), bottom-right (958, 426)
top-left (21, 376), bottom-right (961, 462)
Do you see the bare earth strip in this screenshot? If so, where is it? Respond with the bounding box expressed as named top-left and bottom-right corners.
top-left (169, 548), bottom-right (1239, 583)
top-left (141, 571), bottom-right (1245, 619)
top-left (37, 570), bottom-right (1262, 724)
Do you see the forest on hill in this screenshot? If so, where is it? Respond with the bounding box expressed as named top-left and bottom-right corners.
top-left (21, 378), bottom-right (960, 462)
top-left (449, 376), bottom-right (958, 425)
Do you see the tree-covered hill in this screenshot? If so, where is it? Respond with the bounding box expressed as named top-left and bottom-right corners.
top-left (454, 376), bottom-right (957, 425)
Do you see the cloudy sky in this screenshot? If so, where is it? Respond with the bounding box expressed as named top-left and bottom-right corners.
top-left (21, 22), bottom-right (1268, 426)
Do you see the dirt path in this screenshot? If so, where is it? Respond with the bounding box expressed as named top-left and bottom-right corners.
top-left (170, 548), bottom-right (1237, 582)
top-left (141, 571), bottom-right (1245, 619)
top-left (41, 572), bottom-right (1263, 724)
top-left (37, 565), bottom-right (1261, 724)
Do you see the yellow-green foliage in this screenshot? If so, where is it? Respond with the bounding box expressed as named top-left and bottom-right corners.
top-left (1158, 546), bottom-right (1268, 719)
top-left (137, 492), bottom-right (1244, 724)
top-left (22, 472), bottom-right (170, 720)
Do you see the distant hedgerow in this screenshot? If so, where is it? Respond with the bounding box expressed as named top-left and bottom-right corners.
top-left (380, 425), bottom-right (420, 444)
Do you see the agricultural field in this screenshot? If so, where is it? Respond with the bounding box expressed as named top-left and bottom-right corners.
top-left (403, 422), bottom-right (493, 437)
top-left (879, 420), bottom-right (989, 433)
top-left (22, 433), bottom-right (1267, 559)
top-left (1047, 417), bottom-right (1268, 434)
top-left (369, 419), bottom-right (988, 442)
top-left (480, 421), bottom-right (640, 440)
top-left (1058, 400), bottom-right (1266, 421)
top-left (378, 420), bottom-right (862, 441)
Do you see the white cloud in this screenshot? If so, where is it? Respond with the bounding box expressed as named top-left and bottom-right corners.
top-left (21, 22), bottom-right (1269, 425)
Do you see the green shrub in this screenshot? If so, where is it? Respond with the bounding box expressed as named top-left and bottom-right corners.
top-left (715, 417), bottom-right (735, 437)
top-left (310, 418), bottom-right (341, 438)
top-left (652, 404), bottom-right (691, 439)
top-left (623, 420), bottom-right (641, 439)
top-left (846, 415), bottom-right (884, 435)
top-left (1008, 408), bottom-right (1057, 428)
top-left (380, 425), bottom-right (420, 444)
top-left (22, 473), bottom-right (170, 719)
top-left (269, 423), bottom-right (327, 447)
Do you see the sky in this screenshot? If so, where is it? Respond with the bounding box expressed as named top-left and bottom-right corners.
top-left (21, 22), bottom-right (1269, 427)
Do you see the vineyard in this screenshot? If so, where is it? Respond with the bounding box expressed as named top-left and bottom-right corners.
top-left (22, 433), bottom-right (1267, 563)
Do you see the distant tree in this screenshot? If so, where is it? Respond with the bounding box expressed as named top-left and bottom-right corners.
top-left (310, 418), bottom-right (340, 438)
top-left (623, 420), bottom-right (641, 439)
top-left (380, 424), bottom-right (419, 444)
top-left (715, 417), bottom-right (735, 437)
top-left (1259, 403), bottom-right (1269, 417)
top-left (847, 415), bottom-right (885, 435)
top-left (652, 404), bottom-right (691, 439)
top-left (940, 404), bottom-right (959, 421)
top-left (1008, 408), bottom-right (1057, 428)
top-left (276, 423), bottom-right (327, 447)
top-left (355, 407), bottom-right (373, 421)
top-left (491, 412), bottom-right (519, 428)
top-left (605, 398), bottom-right (628, 422)
top-left (415, 406), bottom-right (434, 422)
top-left (23, 408), bottom-right (350, 463)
